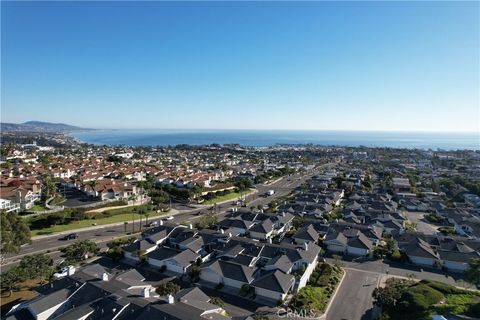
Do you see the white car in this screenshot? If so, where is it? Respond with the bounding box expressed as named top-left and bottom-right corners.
top-left (165, 216), bottom-right (174, 221)
top-left (53, 266), bottom-right (75, 279)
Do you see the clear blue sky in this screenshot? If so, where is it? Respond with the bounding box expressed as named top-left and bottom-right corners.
top-left (1, 1), bottom-right (479, 132)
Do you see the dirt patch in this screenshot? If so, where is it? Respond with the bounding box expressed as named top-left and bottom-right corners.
top-left (0, 278), bottom-right (41, 316)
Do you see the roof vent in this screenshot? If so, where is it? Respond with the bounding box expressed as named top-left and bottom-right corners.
top-left (102, 272), bottom-right (109, 281)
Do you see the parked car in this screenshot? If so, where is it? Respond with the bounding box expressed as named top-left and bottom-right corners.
top-left (165, 216), bottom-right (174, 221)
top-left (53, 266), bottom-right (75, 279)
top-left (148, 221), bottom-right (159, 227)
top-left (59, 233), bottom-right (78, 241)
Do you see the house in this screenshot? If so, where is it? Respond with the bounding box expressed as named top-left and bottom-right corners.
top-left (6, 263), bottom-right (230, 320)
top-left (401, 238), bottom-right (441, 267)
top-left (324, 228), bottom-right (374, 256)
top-left (293, 224), bottom-right (320, 244)
top-left (249, 220), bottom-right (274, 240)
top-left (250, 270), bottom-right (295, 302)
top-left (200, 260), bottom-right (255, 289)
top-left (392, 178), bottom-right (411, 193)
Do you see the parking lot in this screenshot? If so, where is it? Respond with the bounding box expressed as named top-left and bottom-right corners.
top-left (59, 187), bottom-right (102, 207)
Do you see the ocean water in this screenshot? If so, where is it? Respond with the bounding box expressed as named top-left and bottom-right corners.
top-left (71, 129), bottom-right (480, 150)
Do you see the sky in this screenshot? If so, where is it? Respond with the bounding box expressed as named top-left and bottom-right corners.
top-left (1, 1), bottom-right (479, 132)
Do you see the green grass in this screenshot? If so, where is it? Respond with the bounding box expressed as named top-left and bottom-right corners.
top-left (28, 205), bottom-right (47, 212)
top-left (434, 294), bottom-right (479, 315)
top-left (30, 211), bottom-right (166, 236)
top-left (204, 189), bottom-right (255, 205)
top-left (50, 196), bottom-right (65, 206)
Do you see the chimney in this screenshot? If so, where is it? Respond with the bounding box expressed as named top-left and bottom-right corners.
top-left (303, 242), bottom-right (308, 251)
top-left (102, 272), bottom-right (109, 281)
top-left (167, 294), bottom-right (174, 304)
top-left (143, 287), bottom-right (150, 298)
top-left (67, 266), bottom-right (76, 276)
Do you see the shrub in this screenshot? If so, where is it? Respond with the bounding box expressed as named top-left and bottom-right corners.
top-left (419, 280), bottom-right (468, 295)
top-left (467, 302), bottom-right (480, 318)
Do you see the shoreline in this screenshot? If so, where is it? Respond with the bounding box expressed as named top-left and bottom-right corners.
top-left (67, 129), bottom-right (480, 151)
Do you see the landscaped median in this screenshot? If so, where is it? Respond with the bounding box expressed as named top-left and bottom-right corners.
top-left (203, 188), bottom-right (256, 205)
top-left (25, 204), bottom-right (169, 236)
top-left (288, 262), bottom-right (344, 318)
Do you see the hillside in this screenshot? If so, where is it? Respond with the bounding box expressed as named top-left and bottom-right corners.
top-left (0, 121), bottom-right (91, 132)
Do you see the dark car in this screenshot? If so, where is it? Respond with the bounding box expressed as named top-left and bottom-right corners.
top-left (59, 233), bottom-right (78, 241)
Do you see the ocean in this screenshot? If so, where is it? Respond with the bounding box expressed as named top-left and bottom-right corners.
top-left (70, 129), bottom-right (480, 150)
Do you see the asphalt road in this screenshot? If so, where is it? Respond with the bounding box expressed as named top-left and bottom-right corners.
top-left (326, 269), bottom-right (380, 320)
top-left (326, 257), bottom-right (461, 286)
top-left (1, 166), bottom-right (330, 271)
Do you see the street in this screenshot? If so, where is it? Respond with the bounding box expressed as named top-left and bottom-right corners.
top-left (326, 269), bottom-right (380, 320)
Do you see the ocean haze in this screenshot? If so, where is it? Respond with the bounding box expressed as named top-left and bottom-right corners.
top-left (71, 129), bottom-right (480, 150)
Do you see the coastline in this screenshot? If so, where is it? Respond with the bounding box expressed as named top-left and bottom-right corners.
top-left (68, 129), bottom-right (480, 151)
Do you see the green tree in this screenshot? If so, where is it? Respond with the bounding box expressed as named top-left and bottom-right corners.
top-left (466, 258), bottom-right (480, 288)
top-left (195, 213), bottom-right (217, 230)
top-left (0, 266), bottom-right (25, 296)
top-left (19, 253), bottom-right (54, 284)
top-left (156, 281), bottom-right (181, 296)
top-left (41, 175), bottom-right (57, 201)
top-left (0, 210), bottom-right (31, 262)
top-left (60, 240), bottom-right (99, 263)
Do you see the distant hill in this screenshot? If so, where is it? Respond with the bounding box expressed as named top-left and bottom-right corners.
top-left (0, 121), bottom-right (92, 132)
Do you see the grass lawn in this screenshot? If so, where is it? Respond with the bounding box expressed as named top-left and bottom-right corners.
top-left (28, 204), bottom-right (47, 212)
top-left (435, 294), bottom-right (480, 315)
top-left (30, 211), bottom-right (166, 236)
top-left (204, 189), bottom-right (255, 205)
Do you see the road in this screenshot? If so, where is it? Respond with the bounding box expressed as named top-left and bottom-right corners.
top-left (1, 165), bottom-right (331, 271)
top-left (326, 269), bottom-right (380, 320)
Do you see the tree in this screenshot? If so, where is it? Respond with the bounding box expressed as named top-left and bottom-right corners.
top-left (466, 258), bottom-right (480, 288)
top-left (0, 266), bottom-right (25, 296)
top-left (189, 265), bottom-right (201, 282)
top-left (19, 254), bottom-right (54, 284)
top-left (156, 281), bottom-right (180, 296)
top-left (292, 216), bottom-right (304, 230)
top-left (0, 210), bottom-right (31, 262)
top-left (61, 240), bottom-right (99, 263)
top-left (195, 213), bottom-right (217, 230)
top-left (41, 175), bottom-right (57, 201)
